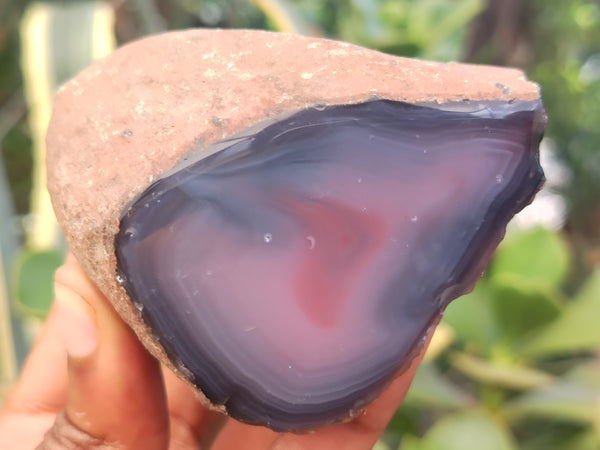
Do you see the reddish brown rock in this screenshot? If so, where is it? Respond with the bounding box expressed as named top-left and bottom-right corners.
top-left (46, 29), bottom-right (544, 431)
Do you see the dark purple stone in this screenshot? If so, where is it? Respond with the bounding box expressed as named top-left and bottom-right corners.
top-left (115, 100), bottom-right (545, 431)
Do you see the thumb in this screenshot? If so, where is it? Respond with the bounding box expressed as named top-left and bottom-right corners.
top-left (40, 254), bottom-right (169, 449)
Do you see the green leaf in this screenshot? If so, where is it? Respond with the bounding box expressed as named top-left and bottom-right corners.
top-left (420, 410), bottom-right (517, 450)
top-left (404, 362), bottom-right (473, 409)
top-left (373, 0), bottom-right (484, 60)
top-left (399, 434), bottom-right (423, 450)
top-left (519, 427), bottom-right (600, 450)
top-left (562, 361), bottom-right (600, 390)
top-left (442, 280), bottom-right (498, 354)
top-left (373, 440), bottom-right (394, 450)
top-left (503, 382), bottom-right (599, 425)
top-left (558, 429), bottom-right (600, 450)
top-left (449, 352), bottom-right (555, 390)
top-left (489, 272), bottom-right (562, 343)
top-left (420, 0), bottom-right (485, 59)
top-left (503, 360), bottom-right (600, 425)
top-left (520, 271), bottom-right (600, 357)
top-left (13, 249), bottom-right (63, 318)
top-left (491, 227), bottom-right (570, 288)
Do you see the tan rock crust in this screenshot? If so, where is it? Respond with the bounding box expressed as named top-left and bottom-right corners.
top-left (46, 29), bottom-right (542, 420)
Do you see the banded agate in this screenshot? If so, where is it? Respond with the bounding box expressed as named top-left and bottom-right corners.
top-left (115, 99), bottom-right (545, 431)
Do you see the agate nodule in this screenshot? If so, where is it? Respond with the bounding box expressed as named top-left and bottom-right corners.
top-left (46, 29), bottom-right (546, 432)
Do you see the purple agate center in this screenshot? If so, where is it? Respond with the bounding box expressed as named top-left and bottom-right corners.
top-left (115, 100), bottom-right (544, 431)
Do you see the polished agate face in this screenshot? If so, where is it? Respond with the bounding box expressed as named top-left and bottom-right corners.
top-left (115, 100), bottom-right (544, 431)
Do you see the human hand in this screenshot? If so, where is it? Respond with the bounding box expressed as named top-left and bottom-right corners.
top-left (0, 254), bottom-right (429, 449)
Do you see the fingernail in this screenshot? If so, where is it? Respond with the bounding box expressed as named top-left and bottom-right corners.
top-left (54, 283), bottom-right (98, 358)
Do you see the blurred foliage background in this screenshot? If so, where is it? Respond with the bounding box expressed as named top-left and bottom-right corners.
top-left (0, 0), bottom-right (599, 449)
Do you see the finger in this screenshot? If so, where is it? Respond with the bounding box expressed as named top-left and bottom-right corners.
top-left (211, 419), bottom-right (279, 450)
top-left (2, 303), bottom-right (68, 415)
top-left (0, 303), bottom-right (70, 449)
top-left (40, 254), bottom-right (170, 449)
top-left (162, 367), bottom-right (227, 449)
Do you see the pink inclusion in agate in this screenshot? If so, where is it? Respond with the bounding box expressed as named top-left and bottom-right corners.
top-left (288, 196), bottom-right (387, 329)
top-left (115, 99), bottom-right (545, 431)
